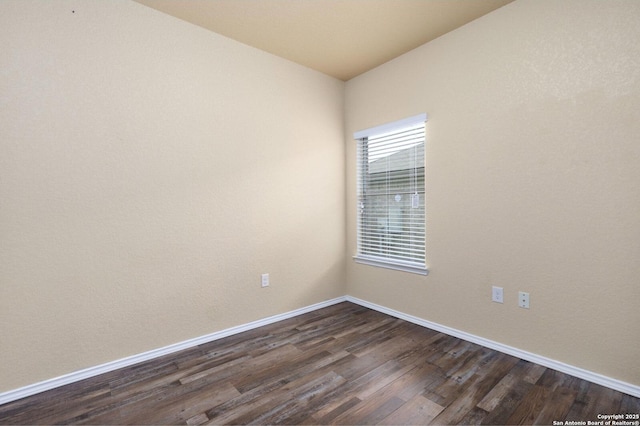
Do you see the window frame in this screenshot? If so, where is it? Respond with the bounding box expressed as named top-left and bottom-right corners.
top-left (353, 113), bottom-right (429, 275)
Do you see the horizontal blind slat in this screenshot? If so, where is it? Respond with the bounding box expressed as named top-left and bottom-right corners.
top-left (356, 117), bottom-right (426, 269)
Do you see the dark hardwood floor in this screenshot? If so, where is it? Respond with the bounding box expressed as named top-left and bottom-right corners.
top-left (1, 302), bottom-right (638, 425)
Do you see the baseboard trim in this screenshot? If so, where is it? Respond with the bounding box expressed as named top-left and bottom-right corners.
top-left (2, 294), bottom-right (638, 405)
top-left (345, 295), bottom-right (640, 398)
top-left (0, 296), bottom-right (348, 406)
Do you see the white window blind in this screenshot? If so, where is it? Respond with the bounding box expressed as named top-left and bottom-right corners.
top-left (354, 114), bottom-right (428, 275)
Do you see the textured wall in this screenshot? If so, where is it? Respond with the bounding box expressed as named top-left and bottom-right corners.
top-left (2, 0), bottom-right (639, 397)
top-left (0, 0), bottom-right (345, 392)
top-left (345, 0), bottom-right (640, 386)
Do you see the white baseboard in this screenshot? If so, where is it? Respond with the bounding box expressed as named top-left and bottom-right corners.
top-left (0, 296), bottom-right (348, 406)
top-left (1, 294), bottom-right (638, 406)
top-left (345, 295), bottom-right (640, 399)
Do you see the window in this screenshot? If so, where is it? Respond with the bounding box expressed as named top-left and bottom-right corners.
top-left (354, 114), bottom-right (428, 275)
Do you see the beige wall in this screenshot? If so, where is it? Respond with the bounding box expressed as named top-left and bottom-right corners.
top-left (346, 0), bottom-right (640, 386)
top-left (0, 0), bottom-right (345, 392)
top-left (2, 0), bottom-right (639, 397)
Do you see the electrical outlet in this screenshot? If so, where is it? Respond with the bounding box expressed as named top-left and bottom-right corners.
top-left (492, 286), bottom-right (504, 303)
top-left (518, 291), bottom-right (530, 309)
top-left (261, 273), bottom-right (269, 288)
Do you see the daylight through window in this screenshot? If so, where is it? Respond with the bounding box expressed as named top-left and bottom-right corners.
top-left (354, 114), bottom-right (427, 275)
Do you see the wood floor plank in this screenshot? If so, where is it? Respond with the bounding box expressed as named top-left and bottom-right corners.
top-left (186, 412), bottom-right (208, 425)
top-left (201, 372), bottom-right (290, 423)
top-left (532, 385), bottom-right (578, 425)
top-left (374, 362), bottom-right (439, 403)
top-left (352, 359), bottom-right (413, 400)
top-left (340, 359), bottom-right (444, 424)
top-left (210, 370), bottom-right (345, 425)
top-left (477, 359), bottom-right (542, 412)
top-left (431, 354), bottom-right (518, 425)
top-left (113, 381), bottom-right (238, 425)
top-left (0, 381), bottom-right (113, 425)
top-left (521, 362), bottom-right (548, 384)
top-left (311, 396), bottom-right (362, 424)
top-left (328, 392), bottom-right (405, 425)
top-left (378, 393), bottom-right (444, 425)
top-left (572, 383), bottom-right (624, 424)
top-left (178, 354), bottom-right (253, 386)
top-left (479, 375), bottom-right (534, 425)
top-left (459, 406), bottom-right (490, 425)
top-left (621, 392), bottom-right (640, 414)
top-left (204, 350), bottom-right (351, 423)
top-left (0, 301), bottom-right (637, 425)
top-left (230, 346), bottom-right (318, 393)
top-left (505, 385), bottom-right (552, 425)
top-left (298, 375), bottom-right (364, 421)
top-left (562, 378), bottom-right (593, 423)
top-left (243, 371), bottom-right (346, 425)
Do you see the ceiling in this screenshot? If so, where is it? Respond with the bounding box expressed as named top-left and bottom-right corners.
top-left (133, 0), bottom-right (514, 81)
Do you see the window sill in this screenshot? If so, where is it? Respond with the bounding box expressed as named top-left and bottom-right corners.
top-left (353, 256), bottom-right (429, 276)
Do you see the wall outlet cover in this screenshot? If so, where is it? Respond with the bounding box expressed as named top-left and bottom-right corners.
top-left (492, 286), bottom-right (504, 304)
